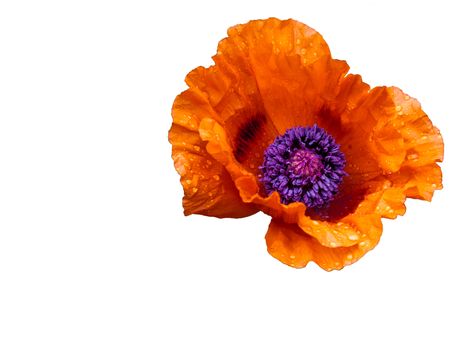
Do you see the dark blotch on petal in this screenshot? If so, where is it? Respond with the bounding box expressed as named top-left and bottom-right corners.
top-left (234, 114), bottom-right (265, 162)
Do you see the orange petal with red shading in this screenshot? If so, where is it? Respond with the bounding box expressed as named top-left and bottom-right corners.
top-left (169, 91), bottom-right (257, 218)
top-left (266, 219), bottom-right (382, 270)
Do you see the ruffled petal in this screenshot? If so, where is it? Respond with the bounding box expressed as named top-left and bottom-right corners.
top-left (184, 31), bottom-right (278, 175)
top-left (341, 86), bottom-right (443, 176)
top-left (323, 85), bottom-right (443, 220)
top-left (185, 18), bottom-right (351, 174)
top-left (384, 87), bottom-right (444, 200)
top-left (169, 91), bottom-right (258, 218)
top-left (266, 218), bottom-right (381, 270)
top-left (337, 86), bottom-right (443, 219)
top-left (227, 18), bottom-right (349, 133)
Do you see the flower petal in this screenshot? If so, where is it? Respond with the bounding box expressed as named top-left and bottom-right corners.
top-left (185, 18), bottom-right (352, 173)
top-left (327, 85), bottom-right (443, 219)
top-left (385, 87), bottom-right (444, 200)
top-left (266, 218), bottom-right (381, 270)
top-left (169, 91), bottom-right (258, 218)
top-left (226, 18), bottom-right (349, 134)
top-left (184, 27), bottom-right (278, 175)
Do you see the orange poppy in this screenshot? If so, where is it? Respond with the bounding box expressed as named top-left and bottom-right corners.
top-left (168, 18), bottom-right (444, 270)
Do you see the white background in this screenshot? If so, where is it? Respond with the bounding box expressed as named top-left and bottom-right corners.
top-left (1, 0), bottom-right (463, 349)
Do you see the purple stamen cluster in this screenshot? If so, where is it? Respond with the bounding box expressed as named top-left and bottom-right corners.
top-left (259, 125), bottom-right (346, 208)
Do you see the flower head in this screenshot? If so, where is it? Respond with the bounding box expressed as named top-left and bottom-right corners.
top-left (168, 18), bottom-right (444, 270)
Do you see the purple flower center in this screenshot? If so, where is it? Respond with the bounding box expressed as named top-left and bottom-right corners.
top-left (259, 125), bottom-right (346, 209)
top-left (289, 149), bottom-right (323, 178)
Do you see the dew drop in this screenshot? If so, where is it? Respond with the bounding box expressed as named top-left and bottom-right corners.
top-left (192, 187), bottom-right (198, 194)
top-left (193, 145), bottom-right (200, 152)
top-left (395, 105), bottom-right (402, 112)
top-left (213, 175), bottom-right (220, 181)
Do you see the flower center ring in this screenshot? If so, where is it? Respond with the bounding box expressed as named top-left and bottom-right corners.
top-left (259, 125), bottom-right (346, 208)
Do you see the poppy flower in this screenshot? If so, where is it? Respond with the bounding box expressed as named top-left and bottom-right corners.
top-left (168, 18), bottom-right (444, 270)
